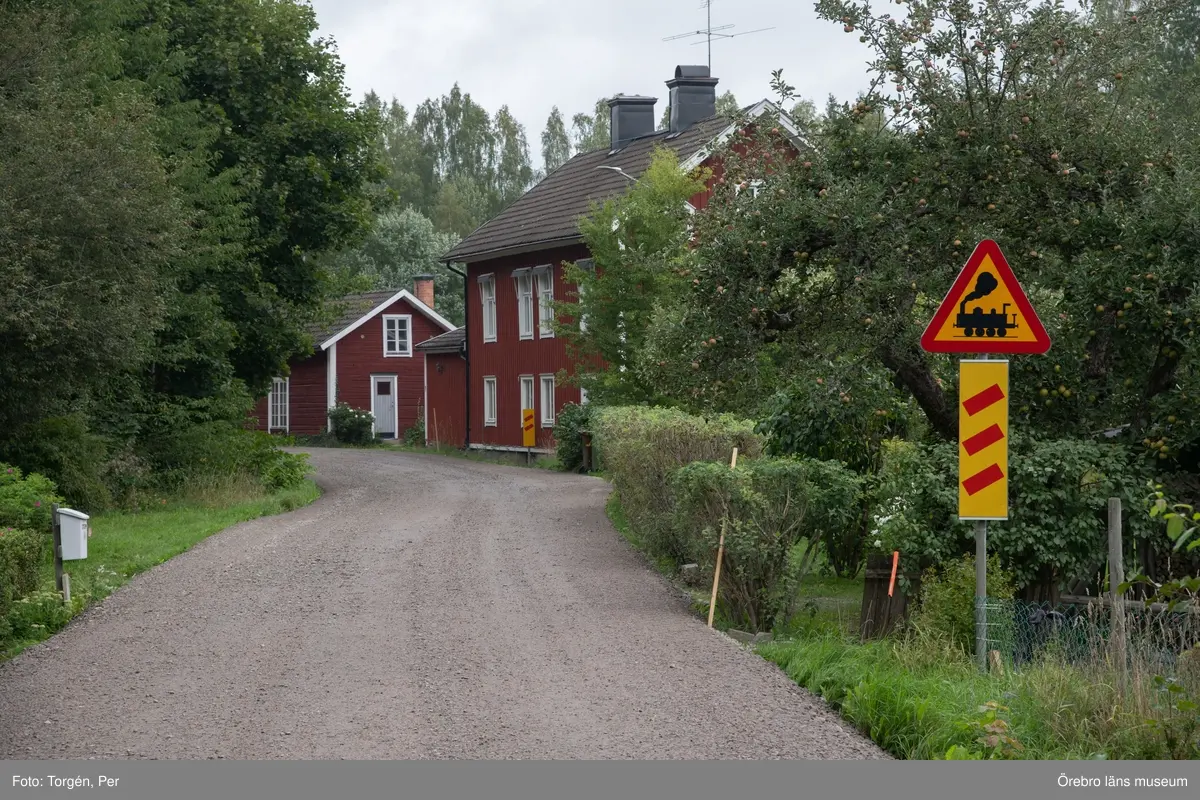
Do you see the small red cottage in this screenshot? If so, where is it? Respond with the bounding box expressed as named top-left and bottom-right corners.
top-left (429, 65), bottom-right (804, 453)
top-left (253, 276), bottom-right (457, 438)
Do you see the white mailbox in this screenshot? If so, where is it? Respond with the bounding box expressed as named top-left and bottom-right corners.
top-left (58, 508), bottom-right (89, 561)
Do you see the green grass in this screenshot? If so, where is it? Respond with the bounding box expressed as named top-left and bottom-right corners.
top-left (605, 490), bottom-right (679, 579)
top-left (1, 480), bottom-right (321, 660)
top-left (759, 632), bottom-right (1200, 760)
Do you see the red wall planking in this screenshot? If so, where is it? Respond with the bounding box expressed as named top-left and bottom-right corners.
top-left (250, 352), bottom-right (327, 435)
top-left (332, 295), bottom-right (449, 437)
top-left (286, 353), bottom-right (329, 435)
top-left (423, 352), bottom-right (467, 448)
top-left (465, 244), bottom-right (589, 449)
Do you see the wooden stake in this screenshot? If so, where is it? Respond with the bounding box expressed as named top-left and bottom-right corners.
top-left (707, 447), bottom-right (739, 628)
top-left (888, 551), bottom-right (900, 597)
top-left (1108, 497), bottom-right (1128, 692)
top-left (988, 649), bottom-right (1004, 676)
top-left (62, 573), bottom-right (71, 606)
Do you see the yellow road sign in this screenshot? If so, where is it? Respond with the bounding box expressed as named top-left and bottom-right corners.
top-left (922, 240), bottom-right (1051, 354)
top-left (522, 408), bottom-right (535, 447)
top-left (958, 360), bottom-right (1009, 520)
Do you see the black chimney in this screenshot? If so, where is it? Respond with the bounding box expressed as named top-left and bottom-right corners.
top-left (607, 95), bottom-right (657, 150)
top-left (666, 65), bottom-right (718, 134)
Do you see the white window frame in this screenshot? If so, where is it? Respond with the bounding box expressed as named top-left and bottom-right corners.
top-left (535, 266), bottom-right (554, 338)
top-left (478, 274), bottom-right (497, 343)
top-left (519, 375), bottom-right (536, 424)
top-left (540, 374), bottom-right (556, 427)
top-left (735, 178), bottom-right (765, 198)
top-left (382, 314), bottom-right (412, 358)
top-left (579, 387), bottom-right (589, 405)
top-left (513, 268), bottom-right (534, 340)
top-left (268, 376), bottom-right (289, 432)
top-left (483, 376), bottom-right (497, 427)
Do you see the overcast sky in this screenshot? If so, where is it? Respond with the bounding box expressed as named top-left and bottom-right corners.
top-left (307, 0), bottom-right (876, 166)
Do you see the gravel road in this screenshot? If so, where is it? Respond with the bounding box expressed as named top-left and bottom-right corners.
top-left (0, 448), bottom-right (886, 759)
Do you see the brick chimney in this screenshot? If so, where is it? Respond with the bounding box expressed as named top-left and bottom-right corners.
top-left (414, 274), bottom-right (435, 309)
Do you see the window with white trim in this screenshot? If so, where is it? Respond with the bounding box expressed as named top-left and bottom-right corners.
top-left (483, 376), bottom-right (497, 426)
top-left (734, 179), bottom-right (765, 198)
top-left (540, 374), bottom-right (556, 427)
top-left (514, 269), bottom-right (534, 340)
top-left (536, 267), bottom-right (554, 338)
top-left (520, 375), bottom-right (535, 423)
top-left (269, 377), bottom-right (289, 431)
top-left (479, 274), bottom-right (497, 343)
top-left (382, 314), bottom-right (412, 357)
top-left (580, 387), bottom-right (589, 405)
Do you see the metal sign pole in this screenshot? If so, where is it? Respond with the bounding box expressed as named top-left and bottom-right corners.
top-left (51, 503), bottom-right (64, 594)
top-left (974, 353), bottom-right (989, 672)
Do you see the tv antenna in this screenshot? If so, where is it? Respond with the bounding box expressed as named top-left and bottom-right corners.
top-left (662, 1), bottom-right (775, 70)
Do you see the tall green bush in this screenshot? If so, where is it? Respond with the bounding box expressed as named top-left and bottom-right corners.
top-left (870, 435), bottom-right (1153, 594)
top-left (553, 402), bottom-right (594, 472)
top-left (672, 457), bottom-right (863, 631)
top-left (140, 424), bottom-right (310, 493)
top-left (3, 415), bottom-right (112, 511)
top-left (0, 463), bottom-right (61, 531)
top-left (912, 554), bottom-right (1017, 656)
top-left (0, 527), bottom-right (46, 632)
top-left (592, 406), bottom-right (762, 561)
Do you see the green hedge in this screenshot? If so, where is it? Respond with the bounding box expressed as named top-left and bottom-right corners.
top-left (592, 406), bottom-right (762, 562)
top-left (672, 457), bottom-right (863, 631)
top-left (553, 402), bottom-right (594, 472)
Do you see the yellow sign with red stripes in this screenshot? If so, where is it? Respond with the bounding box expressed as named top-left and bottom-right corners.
top-left (522, 408), bottom-right (536, 447)
top-left (958, 360), bottom-right (1009, 521)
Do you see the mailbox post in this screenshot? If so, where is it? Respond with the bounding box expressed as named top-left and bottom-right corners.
top-left (51, 505), bottom-right (89, 604)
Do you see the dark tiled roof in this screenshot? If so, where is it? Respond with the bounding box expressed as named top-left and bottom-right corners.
top-left (305, 291), bottom-right (398, 345)
top-left (441, 113), bottom-right (734, 264)
top-left (414, 327), bottom-right (465, 354)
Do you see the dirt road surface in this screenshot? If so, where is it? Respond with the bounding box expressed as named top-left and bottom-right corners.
top-left (0, 448), bottom-right (885, 759)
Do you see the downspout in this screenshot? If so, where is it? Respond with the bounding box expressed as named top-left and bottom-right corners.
top-left (448, 263), bottom-right (469, 450)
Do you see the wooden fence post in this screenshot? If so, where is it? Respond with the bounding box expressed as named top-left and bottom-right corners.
top-left (707, 447), bottom-right (739, 629)
top-left (1108, 497), bottom-right (1128, 691)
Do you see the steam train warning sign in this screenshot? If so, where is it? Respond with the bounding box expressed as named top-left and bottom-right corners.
top-left (920, 240), bottom-right (1051, 355)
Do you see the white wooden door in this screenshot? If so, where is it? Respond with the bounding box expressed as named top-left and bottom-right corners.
top-left (372, 376), bottom-right (397, 437)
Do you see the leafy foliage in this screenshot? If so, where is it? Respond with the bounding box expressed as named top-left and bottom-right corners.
top-left (871, 434), bottom-right (1154, 593)
top-left (328, 404), bottom-right (376, 446)
top-left (591, 406), bottom-right (762, 562)
top-left (672, 457), bottom-right (863, 631)
top-left (553, 147), bottom-right (711, 405)
top-left (0, 528), bottom-right (46, 629)
top-left (552, 402), bottom-right (595, 473)
top-left (324, 207), bottom-right (465, 325)
top-left (0, 464), bottom-right (61, 533)
top-left (913, 554), bottom-right (1017, 654)
top-left (654, 0), bottom-right (1200, 471)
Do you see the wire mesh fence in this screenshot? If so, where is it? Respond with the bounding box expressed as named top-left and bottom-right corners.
top-left (979, 596), bottom-right (1200, 677)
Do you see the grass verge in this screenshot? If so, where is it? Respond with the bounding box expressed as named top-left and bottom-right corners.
top-left (758, 632), bottom-right (1200, 760)
top-left (1, 479), bottom-right (321, 661)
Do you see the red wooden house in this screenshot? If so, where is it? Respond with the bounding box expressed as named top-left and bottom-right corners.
top-left (253, 276), bottom-right (457, 438)
top-left (430, 65), bottom-right (804, 453)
